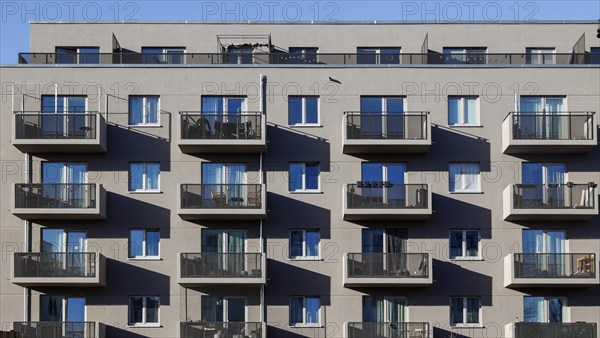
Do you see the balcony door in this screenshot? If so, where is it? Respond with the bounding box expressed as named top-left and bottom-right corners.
top-left (201, 163), bottom-right (247, 207)
top-left (362, 229), bottom-right (407, 277)
top-left (363, 296), bottom-right (407, 336)
top-left (42, 162), bottom-right (88, 208)
top-left (40, 295), bottom-right (86, 338)
top-left (201, 96), bottom-right (247, 139)
top-left (41, 95), bottom-right (87, 138)
top-left (519, 96), bottom-right (566, 139)
top-left (42, 229), bottom-right (87, 277)
top-left (522, 230), bottom-right (566, 277)
top-left (201, 230), bottom-right (246, 276)
top-left (361, 163), bottom-right (406, 207)
top-left (522, 163), bottom-right (566, 208)
top-left (201, 296), bottom-right (246, 323)
top-left (360, 97), bottom-right (405, 139)
top-left (523, 296), bottom-right (567, 323)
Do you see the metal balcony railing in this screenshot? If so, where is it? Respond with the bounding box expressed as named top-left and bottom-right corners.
top-left (14, 112), bottom-right (98, 139)
top-left (14, 183), bottom-right (97, 209)
top-left (13, 252), bottom-right (97, 278)
top-left (507, 112), bottom-right (595, 140)
top-left (18, 52), bottom-right (598, 65)
top-left (347, 322), bottom-right (429, 338)
top-left (512, 184), bottom-right (596, 209)
top-left (180, 184), bottom-right (262, 209)
top-left (180, 321), bottom-right (263, 338)
top-left (347, 253), bottom-right (429, 279)
top-left (180, 253), bottom-right (262, 279)
top-left (13, 321), bottom-right (96, 338)
top-left (514, 253), bottom-right (596, 279)
top-left (180, 112), bottom-right (262, 140)
top-left (514, 322), bottom-right (598, 338)
top-left (346, 184), bottom-right (428, 209)
top-left (345, 112), bottom-right (428, 140)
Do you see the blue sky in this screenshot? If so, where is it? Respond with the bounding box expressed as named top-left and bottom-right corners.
top-left (1, 0), bottom-right (599, 63)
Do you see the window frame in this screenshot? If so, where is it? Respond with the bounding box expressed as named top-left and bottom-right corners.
top-left (448, 163), bottom-right (481, 193)
top-left (128, 296), bottom-right (160, 327)
top-left (128, 229), bottom-right (161, 259)
top-left (289, 229), bottom-right (321, 260)
top-left (523, 296), bottom-right (569, 323)
top-left (525, 48), bottom-right (556, 65)
top-left (288, 163), bottom-right (321, 193)
top-left (450, 296), bottom-right (482, 327)
top-left (55, 47), bottom-right (100, 64)
top-left (448, 96), bottom-right (480, 126)
top-left (288, 96), bottom-right (320, 126)
top-left (289, 296), bottom-right (321, 327)
top-left (357, 47), bottom-right (402, 64)
top-left (449, 230), bottom-right (482, 260)
top-left (129, 95), bottom-right (161, 126)
top-left (129, 162), bottom-right (161, 193)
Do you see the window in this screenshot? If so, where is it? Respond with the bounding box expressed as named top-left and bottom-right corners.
top-left (290, 296), bottom-right (320, 326)
top-left (450, 230), bottom-right (480, 259)
top-left (289, 96), bottom-right (319, 126)
top-left (448, 96), bottom-right (479, 126)
top-left (449, 163), bottom-right (481, 193)
top-left (526, 48), bottom-right (555, 65)
top-left (524, 297), bottom-right (567, 323)
top-left (363, 296), bottom-right (407, 322)
top-left (289, 47), bottom-right (318, 64)
top-left (224, 47), bottom-right (253, 64)
top-left (443, 48), bottom-right (486, 64)
top-left (129, 229), bottom-right (160, 258)
top-left (290, 230), bottom-right (320, 259)
top-left (129, 163), bottom-right (160, 192)
top-left (591, 48), bottom-right (600, 65)
top-left (201, 296), bottom-right (246, 321)
top-left (56, 47), bottom-right (99, 64)
top-left (142, 47), bottom-right (185, 64)
top-left (357, 47), bottom-right (401, 64)
top-left (450, 297), bottom-right (481, 326)
top-left (129, 296), bottom-right (160, 326)
top-left (289, 163), bottom-right (320, 192)
top-left (129, 96), bottom-right (159, 125)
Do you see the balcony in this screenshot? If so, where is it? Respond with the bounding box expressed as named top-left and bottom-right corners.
top-left (11, 252), bottom-right (106, 287)
top-left (505, 322), bottom-right (598, 338)
top-left (178, 184), bottom-right (266, 220)
top-left (503, 184), bottom-right (598, 221)
top-left (178, 253), bottom-right (266, 286)
top-left (343, 253), bottom-right (432, 287)
top-left (502, 112), bottom-right (596, 154)
top-left (12, 112), bottom-right (107, 153)
top-left (504, 253), bottom-right (598, 288)
top-left (13, 321), bottom-right (97, 338)
top-left (346, 322), bottom-right (429, 338)
top-left (178, 112), bottom-right (266, 153)
top-left (343, 112), bottom-right (431, 154)
top-left (343, 183), bottom-right (431, 221)
top-left (180, 322), bottom-right (266, 338)
top-left (12, 183), bottom-right (106, 220)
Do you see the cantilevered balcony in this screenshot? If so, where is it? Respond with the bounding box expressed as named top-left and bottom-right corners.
top-left (505, 322), bottom-right (598, 338)
top-left (343, 253), bottom-right (432, 287)
top-left (11, 252), bottom-right (106, 287)
top-left (504, 253), bottom-right (598, 288)
top-left (343, 112), bottom-right (431, 153)
top-left (178, 253), bottom-right (266, 286)
top-left (13, 321), bottom-right (97, 338)
top-left (346, 322), bottom-right (429, 338)
top-left (343, 183), bottom-right (431, 220)
top-left (180, 321), bottom-right (266, 338)
top-left (177, 183), bottom-right (266, 220)
top-left (178, 112), bottom-right (266, 153)
top-left (503, 184), bottom-right (598, 221)
top-left (12, 183), bottom-right (106, 220)
top-left (502, 112), bottom-right (596, 154)
top-left (12, 112), bottom-right (107, 153)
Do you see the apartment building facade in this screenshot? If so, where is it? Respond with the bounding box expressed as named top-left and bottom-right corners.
top-left (0, 21), bottom-right (599, 338)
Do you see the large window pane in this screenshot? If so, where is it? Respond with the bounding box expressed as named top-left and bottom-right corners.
top-left (305, 164), bottom-right (319, 190)
top-left (129, 297), bottom-right (143, 324)
top-left (79, 48), bottom-right (100, 64)
top-left (146, 297), bottom-right (160, 323)
top-left (129, 230), bottom-right (144, 257)
top-left (129, 97), bottom-right (144, 125)
top-left (129, 163), bottom-right (144, 191)
top-left (146, 97), bottom-right (159, 124)
top-left (524, 297), bottom-right (544, 322)
top-left (465, 98), bottom-right (478, 124)
top-left (146, 230), bottom-right (160, 256)
top-left (289, 163), bottom-right (303, 191)
top-left (465, 231), bottom-right (479, 257)
top-left (146, 163), bottom-right (160, 190)
top-left (290, 231), bottom-right (303, 257)
top-left (290, 298), bottom-right (303, 324)
top-left (289, 97), bottom-right (303, 125)
top-left (449, 231), bottom-right (463, 259)
top-left (305, 97), bottom-right (319, 124)
top-left (450, 298), bottom-right (464, 325)
top-left (466, 298), bottom-right (480, 324)
top-left (306, 297), bottom-right (320, 324)
top-left (306, 231), bottom-right (320, 257)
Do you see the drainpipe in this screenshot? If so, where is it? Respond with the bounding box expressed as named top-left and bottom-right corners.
top-left (24, 152), bottom-right (32, 322)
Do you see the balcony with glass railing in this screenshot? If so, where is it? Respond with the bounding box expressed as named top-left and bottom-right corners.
top-left (178, 253), bottom-right (266, 286)
top-left (179, 112), bottom-right (266, 153)
top-left (504, 253), bottom-right (598, 287)
top-left (343, 253), bottom-right (432, 287)
top-left (505, 322), bottom-right (598, 338)
top-left (180, 321), bottom-right (266, 338)
top-left (346, 322), bottom-right (430, 338)
top-left (503, 183), bottom-right (598, 220)
top-left (11, 252), bottom-right (106, 287)
top-left (502, 112), bottom-right (596, 154)
top-left (12, 183), bottom-right (106, 220)
top-left (13, 321), bottom-right (97, 338)
top-left (177, 183), bottom-right (266, 220)
top-left (343, 183), bottom-right (432, 220)
top-left (343, 112), bottom-right (431, 154)
top-left (12, 112), bottom-right (107, 153)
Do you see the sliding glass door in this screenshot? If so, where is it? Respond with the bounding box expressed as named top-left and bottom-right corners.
top-left (42, 162), bottom-right (88, 208)
top-left (202, 230), bottom-right (246, 275)
top-left (522, 230), bottom-right (566, 277)
top-left (522, 163), bottom-right (566, 208)
top-left (201, 163), bottom-right (247, 207)
top-left (361, 163), bottom-right (406, 207)
top-left (41, 229), bottom-right (88, 277)
top-left (41, 95), bottom-right (87, 138)
top-left (360, 97), bottom-right (405, 138)
top-left (40, 296), bottom-right (86, 338)
top-left (201, 96), bottom-right (247, 139)
top-left (524, 297), bottom-right (567, 323)
top-left (519, 96), bottom-right (566, 139)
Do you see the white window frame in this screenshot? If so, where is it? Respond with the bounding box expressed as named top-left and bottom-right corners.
top-left (448, 96), bottom-right (480, 126)
top-left (450, 296), bottom-right (482, 327)
top-left (289, 96), bottom-right (320, 126)
top-left (289, 163), bottom-right (321, 193)
top-left (129, 96), bottom-right (160, 126)
top-left (357, 47), bottom-right (402, 64)
top-left (526, 48), bottom-right (556, 65)
top-left (289, 230), bottom-right (321, 260)
top-left (449, 230), bottom-right (482, 260)
top-left (289, 296), bottom-right (321, 327)
top-left (449, 163), bottom-right (481, 193)
top-left (129, 162), bottom-right (161, 192)
top-left (128, 296), bottom-right (160, 327)
top-left (128, 229), bottom-right (161, 259)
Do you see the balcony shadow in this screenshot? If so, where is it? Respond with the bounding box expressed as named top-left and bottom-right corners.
top-left (268, 325), bottom-right (330, 338)
top-left (265, 260), bottom-right (331, 304)
top-left (266, 123), bottom-right (330, 162)
top-left (98, 323), bottom-right (147, 338)
top-left (264, 193), bottom-right (331, 239)
top-left (106, 122), bottom-right (171, 167)
top-left (432, 327), bottom-right (471, 338)
top-left (429, 124), bottom-right (491, 169)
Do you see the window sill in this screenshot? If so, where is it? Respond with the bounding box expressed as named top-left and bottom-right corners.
top-left (289, 257), bottom-right (322, 261)
top-left (449, 191), bottom-right (483, 194)
top-left (127, 324), bottom-right (162, 328)
top-left (448, 125), bottom-right (483, 128)
top-left (451, 257), bottom-right (484, 261)
top-left (128, 191), bottom-right (163, 194)
top-left (128, 257), bottom-right (162, 261)
top-left (289, 124), bottom-right (323, 128)
top-left (128, 124), bottom-right (162, 128)
top-left (450, 324), bottom-right (484, 328)
top-left (289, 324), bottom-right (324, 328)
top-left (289, 191), bottom-right (323, 194)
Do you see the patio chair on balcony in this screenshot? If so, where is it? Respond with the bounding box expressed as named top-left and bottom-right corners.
top-left (211, 191), bottom-right (226, 207)
top-left (247, 191), bottom-right (260, 207)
